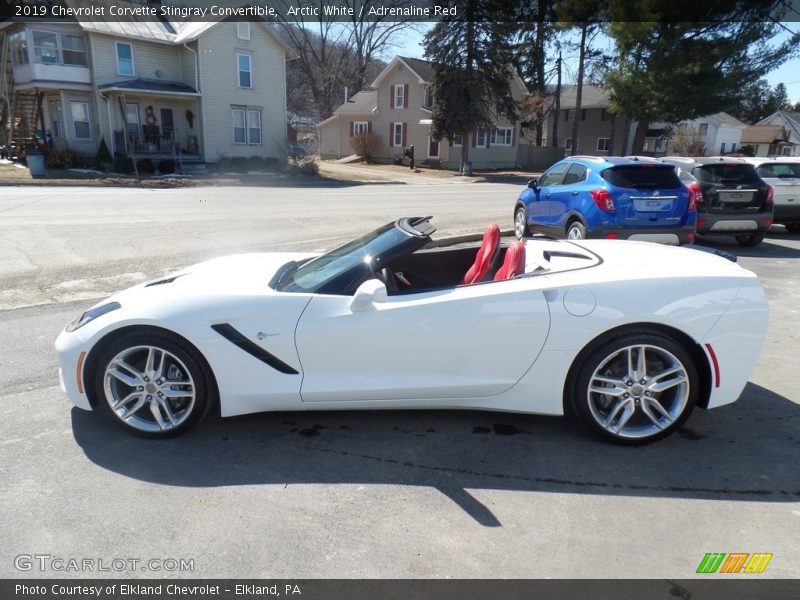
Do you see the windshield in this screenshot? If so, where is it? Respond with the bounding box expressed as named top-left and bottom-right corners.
top-left (601, 165), bottom-right (682, 189)
top-left (695, 164), bottom-right (762, 186)
top-left (273, 220), bottom-right (430, 294)
top-left (756, 163), bottom-right (800, 179)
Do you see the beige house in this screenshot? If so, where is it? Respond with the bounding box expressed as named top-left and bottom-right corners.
top-left (318, 56), bottom-right (529, 169)
top-left (0, 10), bottom-right (293, 167)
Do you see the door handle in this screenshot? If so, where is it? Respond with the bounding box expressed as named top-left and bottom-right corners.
top-left (571, 191), bottom-right (579, 196)
top-left (546, 193), bottom-right (551, 198)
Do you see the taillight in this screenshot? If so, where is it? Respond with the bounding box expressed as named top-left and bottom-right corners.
top-left (766, 185), bottom-right (774, 204)
top-left (686, 182), bottom-right (702, 211)
top-left (590, 188), bottom-right (615, 212)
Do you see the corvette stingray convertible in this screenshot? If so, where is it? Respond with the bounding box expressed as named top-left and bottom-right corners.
top-left (55, 217), bottom-right (768, 444)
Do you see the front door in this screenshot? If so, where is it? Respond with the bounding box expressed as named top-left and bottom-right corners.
top-left (428, 137), bottom-right (439, 158)
top-left (295, 282), bottom-right (550, 403)
top-left (159, 107), bottom-right (175, 150)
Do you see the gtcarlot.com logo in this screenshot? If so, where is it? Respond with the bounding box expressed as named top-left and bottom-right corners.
top-left (696, 552), bottom-right (773, 574)
top-left (14, 554), bottom-right (194, 573)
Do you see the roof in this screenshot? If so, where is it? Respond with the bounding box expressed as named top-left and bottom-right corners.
top-left (98, 78), bottom-right (199, 95)
top-left (741, 125), bottom-right (788, 144)
top-left (556, 85), bottom-right (610, 109)
top-left (334, 90), bottom-right (377, 115)
top-left (709, 112), bottom-right (747, 128)
top-left (399, 56), bottom-right (433, 82)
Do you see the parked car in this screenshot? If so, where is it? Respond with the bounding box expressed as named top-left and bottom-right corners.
top-left (514, 156), bottom-right (696, 245)
top-left (731, 157), bottom-right (800, 234)
top-left (55, 217), bottom-right (768, 445)
top-left (659, 157), bottom-right (774, 246)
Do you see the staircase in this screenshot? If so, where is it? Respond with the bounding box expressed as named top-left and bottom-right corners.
top-left (0, 31), bottom-right (10, 150)
top-left (9, 91), bottom-right (44, 156)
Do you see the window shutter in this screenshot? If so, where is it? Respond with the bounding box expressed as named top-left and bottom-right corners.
top-left (486, 128), bottom-right (491, 149)
top-left (403, 84), bottom-right (409, 108)
top-left (581, 109), bottom-right (586, 121)
top-left (401, 123), bottom-right (407, 147)
top-left (350, 121), bottom-right (354, 137)
top-left (565, 111), bottom-right (569, 122)
top-left (390, 85), bottom-right (395, 109)
top-left (448, 137), bottom-right (453, 147)
top-left (367, 121), bottom-right (372, 133)
top-left (389, 122), bottom-right (394, 147)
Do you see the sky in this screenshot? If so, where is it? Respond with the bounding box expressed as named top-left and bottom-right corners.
top-left (392, 24), bottom-right (800, 105)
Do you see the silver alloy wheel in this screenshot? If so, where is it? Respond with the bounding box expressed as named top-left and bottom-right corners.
top-left (567, 224), bottom-right (584, 240)
top-left (514, 208), bottom-right (526, 239)
top-left (587, 344), bottom-right (690, 440)
top-left (103, 345), bottom-right (196, 433)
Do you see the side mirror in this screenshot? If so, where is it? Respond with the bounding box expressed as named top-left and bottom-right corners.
top-left (527, 178), bottom-right (539, 190)
top-left (349, 279), bottom-right (388, 312)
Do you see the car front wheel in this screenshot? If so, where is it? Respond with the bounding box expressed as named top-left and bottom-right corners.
top-left (514, 206), bottom-right (530, 240)
top-left (735, 232), bottom-right (765, 247)
top-left (570, 333), bottom-right (698, 444)
top-left (94, 332), bottom-right (213, 437)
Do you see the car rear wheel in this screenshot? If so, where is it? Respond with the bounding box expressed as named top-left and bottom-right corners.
top-left (94, 332), bottom-right (213, 438)
top-left (734, 232), bottom-right (765, 247)
top-left (514, 206), bottom-right (530, 240)
top-left (785, 224), bottom-right (800, 234)
top-left (566, 221), bottom-right (587, 240)
top-left (570, 332), bottom-right (698, 444)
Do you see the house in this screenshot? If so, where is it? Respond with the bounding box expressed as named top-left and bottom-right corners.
top-left (0, 4), bottom-right (295, 168)
top-left (740, 124), bottom-right (794, 157)
top-left (750, 111), bottom-right (800, 156)
top-left (538, 85), bottom-right (633, 156)
top-left (653, 112), bottom-right (747, 156)
top-left (318, 56), bottom-right (529, 169)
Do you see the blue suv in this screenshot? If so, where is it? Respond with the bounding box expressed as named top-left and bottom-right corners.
top-left (514, 156), bottom-right (697, 245)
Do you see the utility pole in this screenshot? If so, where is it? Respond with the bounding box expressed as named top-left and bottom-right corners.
top-left (571, 24), bottom-right (587, 157)
top-left (551, 51), bottom-right (561, 148)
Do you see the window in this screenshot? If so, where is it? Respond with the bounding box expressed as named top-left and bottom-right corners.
top-left (232, 108), bottom-right (262, 144)
top-left (720, 142), bottom-right (726, 154)
top-left (60, 35), bottom-right (86, 66)
top-left (353, 121), bottom-right (369, 136)
top-left (698, 123), bottom-right (708, 136)
top-left (116, 42), bottom-right (134, 76)
top-left (125, 103), bottom-right (140, 135)
top-left (9, 31), bottom-right (28, 66)
top-left (601, 108), bottom-right (608, 121)
top-left (247, 110), bottom-right (262, 144)
top-left (475, 128), bottom-right (487, 148)
top-left (423, 86), bottom-right (433, 109)
top-left (237, 22), bottom-right (250, 40)
top-left (394, 85), bottom-right (404, 109)
top-left (597, 137), bottom-right (610, 151)
top-left (565, 137), bottom-right (573, 150)
top-left (492, 127), bottom-right (513, 146)
top-left (392, 122), bottom-right (404, 147)
top-left (49, 100), bottom-right (63, 139)
top-left (566, 109), bottom-right (575, 122)
top-left (237, 53), bottom-right (252, 88)
top-left (33, 31), bottom-right (58, 64)
top-left (562, 162), bottom-right (587, 185)
top-left (451, 133), bottom-right (462, 147)
top-left (539, 163), bottom-right (568, 187)
top-left (70, 101), bottom-right (91, 140)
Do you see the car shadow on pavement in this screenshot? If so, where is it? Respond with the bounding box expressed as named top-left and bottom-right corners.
top-left (694, 233), bottom-right (800, 259)
top-left (71, 382), bottom-right (799, 527)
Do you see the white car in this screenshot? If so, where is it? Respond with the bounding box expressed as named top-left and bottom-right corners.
top-left (55, 217), bottom-right (768, 444)
top-left (732, 156), bottom-right (800, 233)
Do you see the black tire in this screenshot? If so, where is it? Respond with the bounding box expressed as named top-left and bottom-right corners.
top-left (93, 331), bottom-right (214, 438)
top-left (566, 220), bottom-right (587, 240)
top-left (785, 223), bottom-right (800, 234)
top-left (514, 205), bottom-right (530, 240)
top-left (735, 232), bottom-right (765, 247)
top-left (568, 331), bottom-right (698, 445)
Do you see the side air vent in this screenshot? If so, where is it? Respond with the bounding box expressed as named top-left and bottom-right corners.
top-left (145, 274), bottom-right (184, 287)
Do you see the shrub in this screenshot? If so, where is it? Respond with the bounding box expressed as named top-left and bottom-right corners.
top-left (44, 148), bottom-right (87, 169)
top-left (113, 156), bottom-right (134, 173)
top-left (350, 131), bottom-right (381, 162)
top-left (158, 159), bottom-right (176, 174)
top-left (287, 156), bottom-right (319, 177)
top-left (95, 138), bottom-right (112, 169)
top-left (248, 155), bottom-right (265, 171)
top-left (264, 156), bottom-right (279, 172)
top-left (136, 158), bottom-right (155, 174)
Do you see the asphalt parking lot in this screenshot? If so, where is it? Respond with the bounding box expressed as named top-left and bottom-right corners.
top-left (0, 183), bottom-right (798, 579)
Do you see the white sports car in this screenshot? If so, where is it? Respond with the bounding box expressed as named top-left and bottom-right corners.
top-left (55, 217), bottom-right (768, 444)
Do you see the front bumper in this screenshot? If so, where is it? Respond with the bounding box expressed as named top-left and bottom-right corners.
top-left (587, 225), bottom-right (695, 245)
top-left (54, 329), bottom-right (93, 411)
top-left (697, 210), bottom-right (772, 234)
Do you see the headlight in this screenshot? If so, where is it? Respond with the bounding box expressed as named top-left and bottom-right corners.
top-left (65, 302), bottom-right (121, 332)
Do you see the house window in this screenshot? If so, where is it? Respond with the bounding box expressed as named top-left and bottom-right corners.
top-left (125, 103), bottom-right (140, 135)
top-left (475, 128), bottom-right (487, 148)
top-left (566, 109), bottom-right (575, 122)
top-left (597, 137), bottom-right (610, 151)
top-left (32, 31), bottom-right (58, 64)
top-left (70, 101), bottom-right (91, 140)
top-left (492, 127), bottom-right (513, 146)
top-left (353, 121), bottom-right (369, 135)
top-left (698, 123), bottom-right (708, 136)
top-left (60, 35), bottom-right (86, 66)
top-left (237, 22), bottom-right (250, 40)
top-left (232, 108), bottom-right (262, 144)
top-left (424, 86), bottom-right (433, 109)
top-left (565, 137), bottom-right (573, 150)
top-left (451, 133), bottom-right (462, 147)
top-left (392, 122), bottom-right (404, 147)
top-left (394, 85), bottom-right (404, 109)
top-left (31, 31), bottom-right (87, 66)
top-left (237, 53), bottom-right (252, 88)
top-left (601, 108), bottom-right (608, 121)
top-left (116, 42), bottom-right (134, 76)
top-left (720, 142), bottom-right (726, 154)
top-left (9, 31), bottom-right (28, 66)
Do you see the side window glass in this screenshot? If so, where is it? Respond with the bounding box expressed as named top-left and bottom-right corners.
top-left (563, 163), bottom-right (587, 185)
top-left (539, 163), bottom-right (568, 187)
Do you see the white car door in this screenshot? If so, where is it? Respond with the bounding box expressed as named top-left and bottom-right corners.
top-left (295, 278), bottom-right (551, 403)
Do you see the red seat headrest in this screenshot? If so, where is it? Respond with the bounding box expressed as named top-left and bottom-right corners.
top-left (461, 223), bottom-right (500, 285)
top-left (494, 241), bottom-right (526, 281)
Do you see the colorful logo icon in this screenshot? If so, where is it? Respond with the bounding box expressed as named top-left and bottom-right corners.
top-left (696, 552), bottom-right (773, 574)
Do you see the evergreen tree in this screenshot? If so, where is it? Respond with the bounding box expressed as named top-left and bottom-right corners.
top-left (423, 0), bottom-right (518, 172)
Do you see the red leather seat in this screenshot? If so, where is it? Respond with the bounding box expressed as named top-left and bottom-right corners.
top-left (461, 223), bottom-right (500, 285)
top-left (493, 241), bottom-right (526, 281)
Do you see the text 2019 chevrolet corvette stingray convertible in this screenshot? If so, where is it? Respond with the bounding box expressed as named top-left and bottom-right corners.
top-left (55, 217), bottom-right (768, 444)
